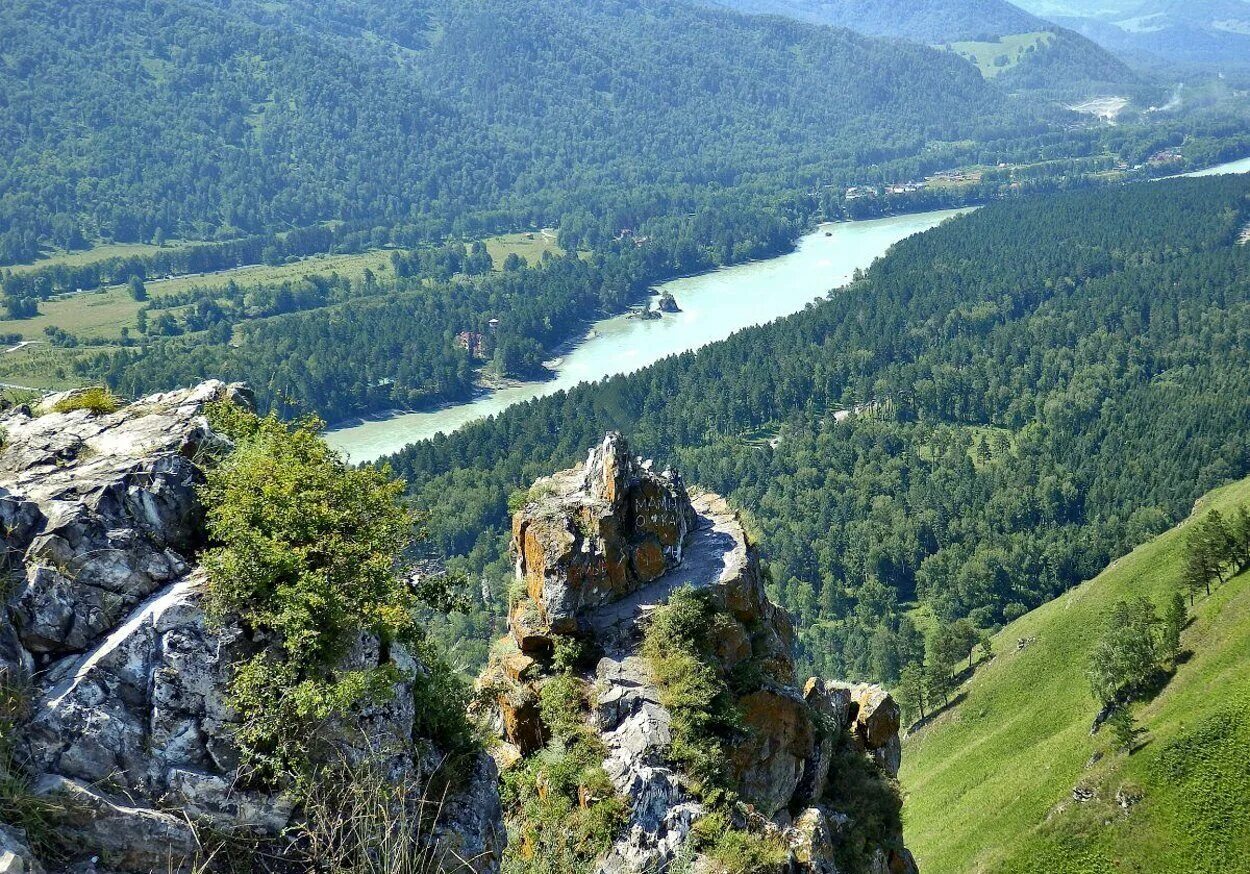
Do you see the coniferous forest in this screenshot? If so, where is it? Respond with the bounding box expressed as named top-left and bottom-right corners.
top-left (387, 175), bottom-right (1250, 677)
top-left (6, 0), bottom-right (1250, 871)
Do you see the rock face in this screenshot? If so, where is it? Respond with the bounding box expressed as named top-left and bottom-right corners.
top-left (481, 434), bottom-right (917, 874)
top-left (0, 384), bottom-right (504, 874)
top-left (512, 433), bottom-right (698, 637)
top-left (0, 823), bottom-right (44, 874)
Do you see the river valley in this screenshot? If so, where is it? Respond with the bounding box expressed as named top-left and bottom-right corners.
top-left (325, 208), bottom-right (971, 461)
top-left (325, 155), bottom-right (1250, 462)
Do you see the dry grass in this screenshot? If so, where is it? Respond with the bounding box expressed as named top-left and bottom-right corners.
top-left (190, 758), bottom-right (487, 874)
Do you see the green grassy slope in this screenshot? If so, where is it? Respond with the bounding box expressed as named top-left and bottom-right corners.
top-left (900, 475), bottom-right (1250, 873)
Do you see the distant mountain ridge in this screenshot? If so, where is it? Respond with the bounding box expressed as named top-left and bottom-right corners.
top-left (696, 0), bottom-right (1043, 41)
top-left (695, 0), bottom-right (1137, 92)
top-left (0, 0), bottom-right (1011, 259)
top-left (1014, 0), bottom-right (1250, 69)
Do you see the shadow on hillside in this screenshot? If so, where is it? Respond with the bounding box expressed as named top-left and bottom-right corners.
top-left (904, 691), bottom-right (967, 735)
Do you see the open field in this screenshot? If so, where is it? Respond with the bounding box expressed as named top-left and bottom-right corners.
top-left (142, 248), bottom-right (398, 298)
top-left (901, 475), bottom-right (1250, 873)
top-left (946, 31), bottom-right (1055, 78)
top-left (483, 229), bottom-right (564, 267)
top-left (7, 240), bottom-right (181, 274)
top-left (0, 344), bottom-right (94, 391)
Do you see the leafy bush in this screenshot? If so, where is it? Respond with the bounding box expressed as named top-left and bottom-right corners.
top-left (50, 386), bottom-right (120, 415)
top-left (200, 401), bottom-right (458, 785)
top-left (643, 587), bottom-right (744, 801)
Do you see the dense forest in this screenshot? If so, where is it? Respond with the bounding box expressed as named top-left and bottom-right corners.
top-left (384, 176), bottom-right (1250, 677)
top-left (0, 0), bottom-right (1021, 265)
top-left (72, 204), bottom-right (797, 420)
top-left (700, 0), bottom-right (1134, 94)
top-left (701, 0), bottom-right (1043, 41)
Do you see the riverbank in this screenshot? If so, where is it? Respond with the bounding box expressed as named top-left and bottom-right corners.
top-left (325, 153), bottom-right (1250, 463)
top-left (324, 209), bottom-right (973, 462)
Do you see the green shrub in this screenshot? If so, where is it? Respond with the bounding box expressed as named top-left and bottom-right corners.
top-left (199, 402), bottom-right (458, 786)
top-left (822, 732), bottom-right (904, 874)
top-left (643, 587), bottom-right (744, 801)
top-left (0, 680), bottom-right (61, 861)
top-left (539, 673), bottom-right (591, 744)
top-left (686, 811), bottom-right (788, 874)
top-left (502, 675), bottom-right (625, 874)
top-left (50, 386), bottom-right (120, 415)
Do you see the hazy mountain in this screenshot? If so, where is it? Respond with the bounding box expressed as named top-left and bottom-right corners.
top-left (696, 0), bottom-right (1137, 92)
top-left (1014, 0), bottom-right (1250, 68)
top-left (693, 0), bottom-right (1042, 41)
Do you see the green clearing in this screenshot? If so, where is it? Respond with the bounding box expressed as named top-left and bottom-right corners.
top-left (142, 248), bottom-right (398, 298)
top-left (946, 32), bottom-right (1055, 79)
top-left (900, 474), bottom-right (1250, 873)
top-left (7, 240), bottom-right (179, 274)
top-left (483, 230), bottom-right (564, 268)
top-left (0, 344), bottom-right (92, 391)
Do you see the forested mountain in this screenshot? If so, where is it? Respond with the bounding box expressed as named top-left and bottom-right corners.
top-left (0, 0), bottom-right (1011, 264)
top-left (693, 0), bottom-right (1136, 93)
top-left (1015, 0), bottom-right (1250, 70)
top-left (697, 0), bottom-right (1037, 40)
top-left (386, 175), bottom-right (1250, 679)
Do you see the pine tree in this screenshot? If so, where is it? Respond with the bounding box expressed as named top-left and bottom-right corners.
top-left (952, 618), bottom-right (979, 669)
top-left (1108, 707), bottom-right (1144, 753)
top-left (1182, 527), bottom-right (1221, 600)
top-left (1231, 505), bottom-right (1250, 573)
top-left (897, 663), bottom-right (927, 725)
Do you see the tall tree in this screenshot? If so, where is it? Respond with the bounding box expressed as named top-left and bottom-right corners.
top-left (897, 662), bottom-right (928, 725)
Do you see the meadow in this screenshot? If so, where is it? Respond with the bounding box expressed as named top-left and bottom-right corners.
top-left (901, 475), bottom-right (1250, 873)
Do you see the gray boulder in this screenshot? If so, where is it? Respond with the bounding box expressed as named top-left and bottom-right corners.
top-left (0, 383), bottom-right (504, 873)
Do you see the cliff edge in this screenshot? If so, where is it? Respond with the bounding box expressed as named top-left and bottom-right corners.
top-left (481, 434), bottom-right (917, 874)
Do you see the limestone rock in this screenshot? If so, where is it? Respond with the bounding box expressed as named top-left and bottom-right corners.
top-left (731, 687), bottom-right (814, 817)
top-left (34, 776), bottom-right (199, 873)
top-left (872, 734), bottom-right (903, 780)
top-left (0, 383), bottom-right (504, 873)
top-left (483, 434), bottom-right (917, 874)
top-left (512, 433), bottom-right (697, 635)
top-left (498, 681), bottom-right (547, 755)
top-left (845, 684), bottom-right (901, 751)
top-left (431, 751), bottom-right (507, 873)
top-left (0, 824), bottom-right (44, 874)
top-left (796, 679), bottom-right (853, 805)
top-left (790, 807), bottom-right (839, 874)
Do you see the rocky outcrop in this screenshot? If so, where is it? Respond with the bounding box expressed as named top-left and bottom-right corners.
top-left (481, 434), bottom-right (917, 874)
top-left (656, 292), bottom-right (680, 313)
top-left (512, 433), bottom-right (698, 638)
top-left (0, 384), bottom-right (504, 873)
